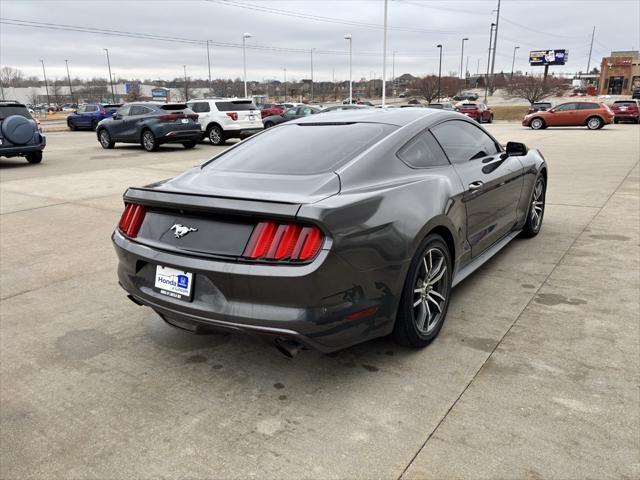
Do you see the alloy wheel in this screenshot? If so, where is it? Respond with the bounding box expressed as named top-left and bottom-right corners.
top-left (209, 127), bottom-right (222, 144)
top-left (531, 118), bottom-right (543, 130)
top-left (412, 248), bottom-right (449, 334)
top-left (587, 117), bottom-right (601, 129)
top-left (530, 178), bottom-right (545, 230)
top-left (143, 132), bottom-right (155, 151)
top-left (99, 130), bottom-right (110, 148)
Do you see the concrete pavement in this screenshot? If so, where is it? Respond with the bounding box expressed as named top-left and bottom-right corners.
top-left (1, 125), bottom-right (638, 479)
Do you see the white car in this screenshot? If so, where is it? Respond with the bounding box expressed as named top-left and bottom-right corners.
top-left (186, 98), bottom-right (263, 145)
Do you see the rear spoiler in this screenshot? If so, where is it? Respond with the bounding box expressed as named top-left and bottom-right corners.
top-left (123, 187), bottom-right (301, 218)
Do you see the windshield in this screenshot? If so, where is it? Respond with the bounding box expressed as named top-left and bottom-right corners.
top-left (205, 122), bottom-right (397, 175)
top-left (0, 105), bottom-right (31, 120)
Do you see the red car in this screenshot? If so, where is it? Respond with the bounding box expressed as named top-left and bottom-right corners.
top-left (522, 101), bottom-right (614, 130)
top-left (260, 103), bottom-right (285, 119)
top-left (610, 100), bottom-right (640, 124)
top-left (455, 102), bottom-right (493, 123)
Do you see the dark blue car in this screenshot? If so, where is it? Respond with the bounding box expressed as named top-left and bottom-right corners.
top-left (67, 103), bottom-right (121, 131)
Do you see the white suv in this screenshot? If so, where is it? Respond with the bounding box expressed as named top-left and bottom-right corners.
top-left (186, 98), bottom-right (263, 145)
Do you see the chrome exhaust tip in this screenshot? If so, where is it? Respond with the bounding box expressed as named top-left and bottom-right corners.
top-left (275, 338), bottom-right (303, 359)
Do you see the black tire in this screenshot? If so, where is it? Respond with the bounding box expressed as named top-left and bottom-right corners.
top-left (207, 125), bottom-right (225, 145)
top-left (488, 114), bottom-right (494, 124)
top-left (91, 119), bottom-right (99, 131)
top-left (264, 121), bottom-right (274, 129)
top-left (529, 117), bottom-right (545, 130)
top-left (477, 115), bottom-right (483, 124)
top-left (586, 116), bottom-right (603, 130)
top-left (141, 129), bottom-right (159, 152)
top-left (98, 129), bottom-right (114, 149)
top-left (520, 175), bottom-right (546, 238)
top-left (68, 120), bottom-right (77, 131)
top-left (613, 118), bottom-right (619, 124)
top-left (25, 151), bottom-right (43, 164)
top-left (393, 234), bottom-right (452, 348)
top-left (182, 141), bottom-right (197, 149)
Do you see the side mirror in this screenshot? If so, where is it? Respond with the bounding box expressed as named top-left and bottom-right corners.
top-left (112, 112), bottom-right (120, 119)
top-left (506, 141), bottom-right (528, 156)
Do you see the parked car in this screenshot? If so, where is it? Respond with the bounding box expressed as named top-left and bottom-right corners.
top-left (455, 102), bottom-right (493, 123)
top-left (112, 108), bottom-right (547, 356)
top-left (610, 100), bottom-right (640, 124)
top-left (428, 103), bottom-right (455, 111)
top-left (0, 100), bottom-right (46, 164)
top-left (186, 98), bottom-right (263, 145)
top-left (96, 102), bottom-right (201, 152)
top-left (453, 91), bottom-right (479, 101)
top-left (527, 102), bottom-right (553, 114)
top-left (263, 105), bottom-right (321, 128)
top-left (67, 103), bottom-right (122, 131)
top-left (321, 104), bottom-right (372, 113)
top-left (260, 103), bottom-right (285, 119)
top-left (522, 101), bottom-right (614, 130)
top-left (357, 100), bottom-right (375, 106)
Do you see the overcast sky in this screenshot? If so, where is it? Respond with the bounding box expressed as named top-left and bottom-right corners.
top-left (1, 0), bottom-right (638, 83)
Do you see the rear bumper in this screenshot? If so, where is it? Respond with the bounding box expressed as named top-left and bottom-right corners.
top-left (158, 129), bottom-right (202, 144)
top-left (224, 127), bottom-right (264, 138)
top-left (0, 136), bottom-right (46, 157)
top-left (614, 113), bottom-right (639, 120)
top-left (112, 229), bottom-right (399, 352)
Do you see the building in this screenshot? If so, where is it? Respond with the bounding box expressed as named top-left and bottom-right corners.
top-left (599, 51), bottom-right (640, 95)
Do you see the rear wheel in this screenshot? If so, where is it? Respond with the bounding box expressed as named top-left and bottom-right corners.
top-left (477, 115), bottom-right (483, 123)
top-left (530, 117), bottom-right (545, 130)
top-left (98, 129), bottom-right (114, 149)
top-left (141, 130), bottom-right (159, 152)
top-left (182, 141), bottom-right (197, 149)
top-left (91, 119), bottom-right (99, 131)
top-left (521, 175), bottom-right (546, 238)
top-left (264, 121), bottom-right (274, 129)
top-left (488, 114), bottom-right (494, 123)
top-left (67, 119), bottom-right (77, 131)
top-left (393, 234), bottom-right (452, 348)
top-left (207, 125), bottom-right (225, 145)
top-left (586, 116), bottom-right (603, 130)
top-left (25, 151), bottom-right (43, 164)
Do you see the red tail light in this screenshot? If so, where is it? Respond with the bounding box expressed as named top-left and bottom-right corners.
top-left (157, 114), bottom-right (180, 120)
top-left (188, 113), bottom-right (198, 120)
top-left (118, 203), bottom-right (146, 238)
top-left (243, 221), bottom-right (324, 262)
top-left (226, 112), bottom-right (238, 121)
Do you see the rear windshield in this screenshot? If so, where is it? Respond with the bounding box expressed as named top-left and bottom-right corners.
top-left (205, 122), bottom-right (397, 175)
top-left (216, 101), bottom-right (257, 111)
top-left (459, 103), bottom-right (477, 108)
top-left (161, 104), bottom-right (188, 110)
top-left (613, 101), bottom-right (636, 106)
top-left (534, 103), bottom-right (551, 106)
top-left (0, 105), bottom-right (31, 119)
top-left (428, 104), bottom-right (444, 109)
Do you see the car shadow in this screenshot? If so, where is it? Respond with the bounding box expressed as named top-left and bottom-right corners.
top-left (0, 159), bottom-right (40, 169)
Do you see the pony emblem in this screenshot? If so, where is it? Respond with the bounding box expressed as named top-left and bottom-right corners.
top-left (170, 224), bottom-right (198, 238)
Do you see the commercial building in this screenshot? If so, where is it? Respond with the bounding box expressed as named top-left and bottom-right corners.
top-left (599, 51), bottom-right (640, 95)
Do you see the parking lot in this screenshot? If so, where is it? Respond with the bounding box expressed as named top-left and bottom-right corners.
top-left (1, 124), bottom-right (638, 478)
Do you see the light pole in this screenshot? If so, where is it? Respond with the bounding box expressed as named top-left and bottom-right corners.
top-left (103, 48), bottom-right (115, 103)
top-left (283, 68), bottom-right (287, 101)
top-left (436, 44), bottom-right (443, 102)
top-left (310, 48), bottom-right (314, 103)
top-left (183, 65), bottom-right (188, 101)
top-left (40, 59), bottom-right (50, 107)
top-left (381, 0), bottom-right (388, 106)
top-left (65, 59), bottom-right (74, 105)
top-left (489, 0), bottom-right (501, 94)
top-left (460, 37), bottom-right (469, 91)
top-left (344, 34), bottom-right (352, 103)
top-left (392, 50), bottom-right (396, 99)
top-left (242, 32), bottom-right (252, 98)
top-left (510, 46), bottom-right (520, 80)
top-left (484, 23), bottom-right (496, 103)
top-left (206, 40), bottom-right (212, 95)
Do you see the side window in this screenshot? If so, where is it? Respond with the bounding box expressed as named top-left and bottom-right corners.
top-left (130, 106), bottom-right (151, 116)
top-left (301, 107), bottom-right (313, 116)
top-left (117, 105), bottom-right (131, 117)
top-left (191, 102), bottom-right (210, 113)
top-left (76, 105), bottom-right (86, 114)
top-left (579, 102), bottom-right (599, 110)
top-left (431, 120), bottom-right (500, 164)
top-left (85, 105), bottom-right (98, 113)
top-left (554, 103), bottom-right (578, 112)
top-left (397, 130), bottom-right (450, 168)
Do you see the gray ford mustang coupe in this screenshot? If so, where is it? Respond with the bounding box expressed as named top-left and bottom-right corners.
top-left (113, 109), bottom-right (547, 357)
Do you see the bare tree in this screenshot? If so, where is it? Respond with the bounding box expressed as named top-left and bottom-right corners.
top-left (1, 66), bottom-right (25, 88)
top-left (410, 75), bottom-right (439, 103)
top-left (504, 75), bottom-right (568, 105)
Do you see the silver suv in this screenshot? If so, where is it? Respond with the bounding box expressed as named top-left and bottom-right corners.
top-left (187, 98), bottom-right (263, 145)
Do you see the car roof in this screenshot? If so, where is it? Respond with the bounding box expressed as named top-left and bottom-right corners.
top-left (294, 107), bottom-right (445, 127)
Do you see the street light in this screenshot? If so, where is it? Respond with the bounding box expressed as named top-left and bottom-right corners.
top-left (283, 67), bottom-right (287, 101)
top-left (460, 37), bottom-right (469, 90)
top-left (65, 59), bottom-right (74, 105)
top-left (484, 23), bottom-right (496, 103)
top-left (344, 34), bottom-right (352, 103)
top-left (206, 40), bottom-right (213, 95)
top-left (40, 59), bottom-right (50, 107)
top-left (436, 44), bottom-right (443, 102)
top-left (103, 48), bottom-right (115, 103)
top-left (381, 0), bottom-right (388, 106)
top-left (183, 65), bottom-right (188, 101)
top-left (242, 32), bottom-right (252, 98)
top-left (511, 46), bottom-right (520, 80)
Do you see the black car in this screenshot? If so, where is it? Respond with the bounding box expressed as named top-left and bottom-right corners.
top-left (113, 109), bottom-right (547, 356)
top-left (527, 102), bottom-right (553, 114)
top-left (262, 105), bottom-right (320, 128)
top-left (453, 91), bottom-right (480, 101)
top-left (0, 101), bottom-right (46, 164)
top-left (96, 102), bottom-right (202, 152)
top-left (428, 103), bottom-right (455, 111)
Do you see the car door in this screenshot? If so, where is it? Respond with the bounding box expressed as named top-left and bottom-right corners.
top-left (108, 104), bottom-right (131, 141)
top-left (577, 102), bottom-right (601, 124)
top-left (123, 105), bottom-right (153, 141)
top-left (548, 102), bottom-right (580, 126)
top-left (82, 104), bottom-right (99, 127)
top-left (187, 101), bottom-right (211, 130)
top-left (432, 120), bottom-right (524, 257)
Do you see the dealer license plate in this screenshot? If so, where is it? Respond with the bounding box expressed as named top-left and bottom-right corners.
top-left (154, 265), bottom-right (193, 300)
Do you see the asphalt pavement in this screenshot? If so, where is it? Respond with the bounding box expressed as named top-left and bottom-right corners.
top-left (1, 124), bottom-right (638, 479)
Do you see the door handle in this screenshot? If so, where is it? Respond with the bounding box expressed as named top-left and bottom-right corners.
top-left (469, 181), bottom-right (484, 190)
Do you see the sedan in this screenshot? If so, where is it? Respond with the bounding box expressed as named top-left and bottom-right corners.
top-left (113, 109), bottom-right (547, 356)
top-left (522, 101), bottom-right (614, 130)
top-left (96, 102), bottom-right (202, 151)
top-left (262, 105), bottom-right (320, 128)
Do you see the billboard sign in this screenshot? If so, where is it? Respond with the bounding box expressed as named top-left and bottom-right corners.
top-left (125, 82), bottom-right (141, 94)
top-left (151, 88), bottom-right (168, 99)
top-left (529, 49), bottom-right (568, 66)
